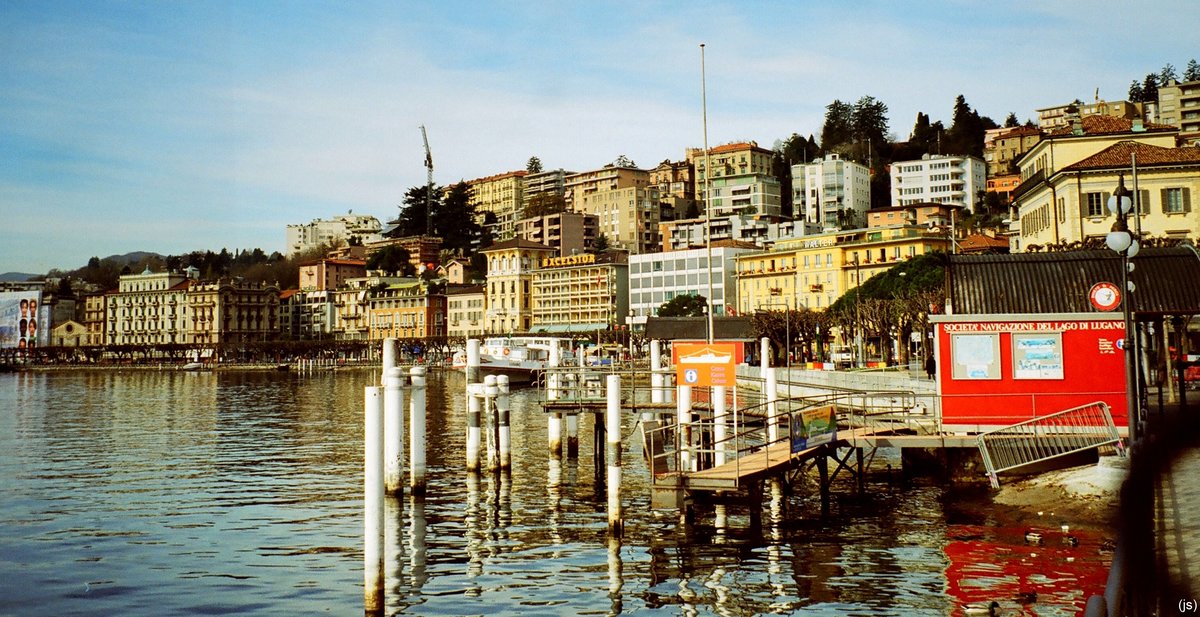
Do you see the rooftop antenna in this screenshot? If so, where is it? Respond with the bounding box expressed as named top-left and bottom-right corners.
top-left (420, 125), bottom-right (433, 237)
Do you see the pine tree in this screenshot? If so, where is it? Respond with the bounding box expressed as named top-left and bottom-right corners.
top-left (1129, 80), bottom-right (1145, 103)
top-left (1184, 59), bottom-right (1200, 82)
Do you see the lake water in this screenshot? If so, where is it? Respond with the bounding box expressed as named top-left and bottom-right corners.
top-left (0, 369), bottom-right (1111, 616)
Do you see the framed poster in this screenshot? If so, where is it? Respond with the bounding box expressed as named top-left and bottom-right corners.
top-left (951, 333), bottom-right (1001, 380)
top-left (1012, 332), bottom-right (1064, 379)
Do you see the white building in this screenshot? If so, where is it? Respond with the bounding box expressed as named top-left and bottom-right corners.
top-left (627, 243), bottom-right (755, 330)
top-left (890, 154), bottom-right (987, 212)
top-left (285, 212), bottom-right (383, 256)
top-left (791, 154), bottom-right (872, 231)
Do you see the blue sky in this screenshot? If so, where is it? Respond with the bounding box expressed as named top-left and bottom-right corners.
top-left (2, 0), bottom-right (1197, 274)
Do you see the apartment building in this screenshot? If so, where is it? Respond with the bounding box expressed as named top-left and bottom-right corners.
top-left (105, 269), bottom-right (191, 346)
top-left (298, 259), bottom-right (366, 292)
top-left (891, 154), bottom-right (987, 211)
top-left (566, 165), bottom-right (660, 254)
top-left (649, 158), bottom-right (696, 221)
top-left (515, 211), bottom-right (597, 257)
top-left (531, 251), bottom-right (628, 334)
top-left (1158, 79), bottom-right (1200, 145)
top-left (983, 125), bottom-right (1042, 177)
top-left (522, 168), bottom-right (572, 212)
top-left (627, 243), bottom-right (755, 329)
top-left (791, 154), bottom-right (871, 230)
top-left (735, 226), bottom-right (951, 315)
top-left (447, 284), bottom-right (486, 339)
top-left (1037, 99), bottom-right (1143, 130)
top-left (468, 170), bottom-right (527, 241)
top-left (659, 213), bottom-right (797, 252)
top-left (364, 235), bottom-right (443, 272)
top-left (481, 238), bottom-right (556, 334)
top-left (865, 203), bottom-right (958, 229)
top-left (367, 281), bottom-right (447, 340)
top-left (81, 293), bottom-right (106, 346)
top-left (185, 279), bottom-right (280, 345)
top-left (286, 212), bottom-right (382, 256)
top-left (690, 142), bottom-right (782, 218)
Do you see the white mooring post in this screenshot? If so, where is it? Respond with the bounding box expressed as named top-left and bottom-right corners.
top-left (383, 366), bottom-right (405, 495)
top-left (466, 383), bottom-right (482, 472)
top-left (363, 386), bottom-right (384, 614)
top-left (466, 339), bottom-right (482, 472)
top-left (409, 366), bottom-right (427, 494)
top-left (484, 375), bottom-right (499, 470)
top-left (766, 367), bottom-right (779, 443)
top-left (547, 341), bottom-right (563, 458)
top-left (497, 375), bottom-right (512, 471)
top-left (382, 337), bottom-right (398, 374)
top-left (677, 384), bottom-right (693, 472)
top-left (713, 384), bottom-right (728, 467)
top-left (760, 336), bottom-right (770, 377)
top-left (606, 375), bottom-right (623, 534)
top-left (650, 339), bottom-right (663, 406)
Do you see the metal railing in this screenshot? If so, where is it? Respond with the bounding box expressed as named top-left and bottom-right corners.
top-left (977, 401), bottom-right (1125, 489)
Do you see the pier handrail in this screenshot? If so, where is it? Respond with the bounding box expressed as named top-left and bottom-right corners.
top-left (976, 400), bottom-right (1125, 488)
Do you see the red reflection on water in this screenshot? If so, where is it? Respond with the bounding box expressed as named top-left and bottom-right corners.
top-left (945, 524), bottom-right (1111, 616)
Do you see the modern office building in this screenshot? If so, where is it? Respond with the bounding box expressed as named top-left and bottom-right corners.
top-left (627, 243), bottom-right (755, 330)
top-left (891, 154), bottom-right (987, 211)
top-left (659, 213), bottom-right (797, 252)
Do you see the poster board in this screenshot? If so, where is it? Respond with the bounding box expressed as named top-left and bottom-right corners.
top-left (950, 333), bottom-right (1001, 380)
top-left (790, 405), bottom-right (837, 453)
top-left (1012, 332), bottom-right (1064, 379)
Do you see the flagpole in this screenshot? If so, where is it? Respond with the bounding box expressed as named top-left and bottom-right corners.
top-left (701, 43), bottom-right (714, 345)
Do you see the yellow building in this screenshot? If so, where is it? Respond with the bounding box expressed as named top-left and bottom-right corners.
top-left (82, 293), bottom-right (106, 346)
top-left (531, 252), bottom-right (629, 334)
top-left (367, 280), bottom-right (447, 340)
top-left (467, 171), bottom-right (527, 241)
top-left (735, 226), bottom-right (950, 314)
top-left (1010, 116), bottom-right (1192, 250)
top-left (481, 238), bottom-right (556, 334)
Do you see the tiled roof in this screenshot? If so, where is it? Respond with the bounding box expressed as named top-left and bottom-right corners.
top-left (1047, 115), bottom-right (1175, 137)
top-left (997, 125), bottom-right (1042, 139)
top-left (1063, 141), bottom-right (1200, 171)
top-left (707, 142), bottom-right (773, 156)
top-left (958, 233), bottom-right (1010, 253)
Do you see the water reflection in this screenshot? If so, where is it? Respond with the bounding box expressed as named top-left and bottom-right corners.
top-left (0, 370), bottom-right (1112, 616)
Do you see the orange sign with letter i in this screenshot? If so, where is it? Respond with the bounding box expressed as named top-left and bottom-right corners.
top-left (672, 342), bottom-right (739, 387)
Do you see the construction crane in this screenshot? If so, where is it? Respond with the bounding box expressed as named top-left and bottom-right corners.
top-left (419, 125), bottom-right (433, 237)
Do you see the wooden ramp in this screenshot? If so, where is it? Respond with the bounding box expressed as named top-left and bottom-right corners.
top-left (659, 427), bottom-right (880, 492)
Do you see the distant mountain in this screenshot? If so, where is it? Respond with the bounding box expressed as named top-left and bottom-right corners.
top-left (0, 272), bottom-right (39, 282)
top-left (97, 251), bottom-right (165, 266)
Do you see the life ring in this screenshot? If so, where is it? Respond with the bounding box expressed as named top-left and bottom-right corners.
top-left (503, 347), bottom-right (511, 356)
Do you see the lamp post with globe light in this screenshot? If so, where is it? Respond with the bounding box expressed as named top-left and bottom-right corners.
top-left (1106, 174), bottom-right (1140, 443)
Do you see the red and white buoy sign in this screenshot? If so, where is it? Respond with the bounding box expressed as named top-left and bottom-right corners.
top-left (1088, 281), bottom-right (1122, 312)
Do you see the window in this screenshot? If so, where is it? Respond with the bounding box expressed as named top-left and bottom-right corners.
top-left (1163, 187), bottom-right (1191, 213)
top-left (1084, 192), bottom-right (1107, 218)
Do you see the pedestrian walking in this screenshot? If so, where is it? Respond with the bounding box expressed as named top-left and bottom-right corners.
top-left (924, 354), bottom-right (936, 380)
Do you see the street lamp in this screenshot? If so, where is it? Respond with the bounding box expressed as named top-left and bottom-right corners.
top-left (1106, 174), bottom-right (1140, 442)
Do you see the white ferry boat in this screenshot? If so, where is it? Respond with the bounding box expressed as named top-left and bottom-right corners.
top-left (451, 336), bottom-right (577, 383)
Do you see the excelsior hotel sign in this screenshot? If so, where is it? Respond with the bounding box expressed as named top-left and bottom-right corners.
top-left (672, 342), bottom-right (739, 387)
